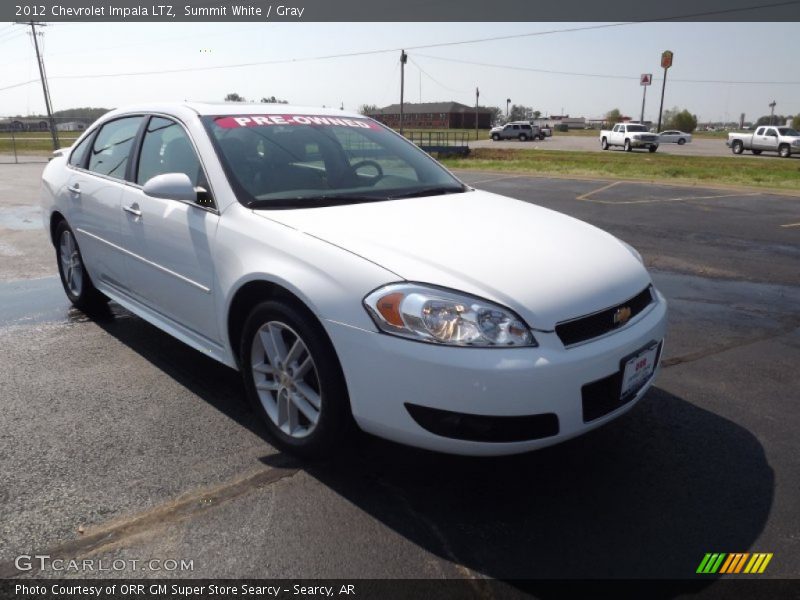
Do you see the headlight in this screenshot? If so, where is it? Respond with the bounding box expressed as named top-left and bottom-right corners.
top-left (363, 283), bottom-right (537, 347)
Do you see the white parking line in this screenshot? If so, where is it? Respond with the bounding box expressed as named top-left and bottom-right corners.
top-left (466, 174), bottom-right (529, 186)
top-left (780, 222), bottom-right (800, 228)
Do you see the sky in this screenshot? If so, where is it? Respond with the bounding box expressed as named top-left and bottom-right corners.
top-left (1, 21), bottom-right (799, 123)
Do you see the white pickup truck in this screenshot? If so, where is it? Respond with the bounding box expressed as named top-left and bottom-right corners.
top-left (727, 126), bottom-right (800, 158)
top-left (600, 123), bottom-right (659, 153)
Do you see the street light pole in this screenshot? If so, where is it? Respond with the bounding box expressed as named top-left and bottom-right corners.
top-left (769, 100), bottom-right (776, 126)
top-left (506, 98), bottom-right (510, 118)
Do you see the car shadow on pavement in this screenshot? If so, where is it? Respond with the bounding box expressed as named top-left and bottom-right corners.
top-left (88, 303), bottom-right (774, 593)
top-left (266, 386), bottom-right (774, 594)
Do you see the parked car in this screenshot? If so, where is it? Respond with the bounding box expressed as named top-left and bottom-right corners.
top-left (490, 121), bottom-right (542, 141)
top-left (658, 130), bottom-right (692, 145)
top-left (42, 102), bottom-right (667, 457)
top-left (600, 123), bottom-right (659, 152)
top-left (727, 126), bottom-right (800, 158)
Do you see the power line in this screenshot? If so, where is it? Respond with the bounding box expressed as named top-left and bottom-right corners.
top-left (408, 57), bottom-right (468, 94)
top-left (414, 53), bottom-right (800, 85)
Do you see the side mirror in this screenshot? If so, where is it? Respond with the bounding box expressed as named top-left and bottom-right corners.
top-left (143, 173), bottom-right (196, 202)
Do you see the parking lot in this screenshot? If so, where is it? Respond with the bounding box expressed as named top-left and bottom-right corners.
top-left (0, 163), bottom-right (798, 589)
top-left (471, 135), bottom-right (788, 159)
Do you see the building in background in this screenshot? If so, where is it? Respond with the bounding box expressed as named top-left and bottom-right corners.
top-left (368, 102), bottom-right (493, 129)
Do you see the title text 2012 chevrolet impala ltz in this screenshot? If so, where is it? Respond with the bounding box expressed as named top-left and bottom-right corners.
top-left (41, 102), bottom-right (667, 457)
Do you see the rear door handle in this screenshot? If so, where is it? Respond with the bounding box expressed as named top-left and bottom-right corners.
top-left (123, 204), bottom-right (142, 218)
top-left (67, 184), bottom-right (81, 195)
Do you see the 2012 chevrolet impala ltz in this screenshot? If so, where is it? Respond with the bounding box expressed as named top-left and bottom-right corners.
top-left (41, 102), bottom-right (667, 456)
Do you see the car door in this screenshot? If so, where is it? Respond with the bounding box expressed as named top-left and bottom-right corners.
top-left (119, 115), bottom-right (221, 343)
top-left (501, 124), bottom-right (513, 139)
top-left (760, 128), bottom-right (780, 151)
top-left (66, 115), bottom-right (145, 291)
top-left (661, 131), bottom-right (676, 143)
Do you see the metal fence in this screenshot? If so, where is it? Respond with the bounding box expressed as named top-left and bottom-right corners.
top-left (0, 116), bottom-right (90, 164)
top-left (403, 131), bottom-right (472, 156)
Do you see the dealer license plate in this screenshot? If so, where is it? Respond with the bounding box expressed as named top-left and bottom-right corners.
top-left (620, 342), bottom-right (659, 398)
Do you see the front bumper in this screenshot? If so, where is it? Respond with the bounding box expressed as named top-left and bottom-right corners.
top-left (631, 139), bottom-right (659, 148)
top-left (327, 289), bottom-right (668, 456)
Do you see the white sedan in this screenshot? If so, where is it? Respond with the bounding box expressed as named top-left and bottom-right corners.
top-left (41, 102), bottom-right (667, 457)
top-left (658, 130), bottom-right (693, 145)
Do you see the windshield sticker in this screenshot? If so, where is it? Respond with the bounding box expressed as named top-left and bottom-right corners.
top-left (214, 115), bottom-right (378, 129)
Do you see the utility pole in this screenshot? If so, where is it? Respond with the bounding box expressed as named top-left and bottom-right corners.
top-left (506, 98), bottom-right (511, 118)
top-left (399, 50), bottom-right (407, 135)
top-left (769, 100), bottom-right (776, 125)
top-left (475, 87), bottom-right (479, 140)
top-left (20, 21), bottom-right (60, 150)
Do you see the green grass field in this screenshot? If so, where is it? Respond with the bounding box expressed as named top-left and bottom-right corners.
top-left (441, 148), bottom-right (800, 192)
top-left (0, 132), bottom-right (80, 154)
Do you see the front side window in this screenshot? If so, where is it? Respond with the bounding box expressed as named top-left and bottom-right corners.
top-left (756, 128), bottom-right (765, 135)
top-left (137, 117), bottom-right (203, 187)
top-left (204, 114), bottom-right (465, 208)
top-left (88, 116), bottom-right (143, 179)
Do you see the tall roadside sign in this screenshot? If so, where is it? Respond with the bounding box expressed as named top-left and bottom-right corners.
top-left (640, 73), bottom-right (652, 123)
top-left (656, 51), bottom-right (674, 133)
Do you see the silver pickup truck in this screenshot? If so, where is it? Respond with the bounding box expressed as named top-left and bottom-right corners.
top-left (727, 126), bottom-right (800, 158)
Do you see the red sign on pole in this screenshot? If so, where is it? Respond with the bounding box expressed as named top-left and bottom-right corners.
top-left (661, 50), bottom-right (674, 69)
top-left (640, 73), bottom-right (652, 86)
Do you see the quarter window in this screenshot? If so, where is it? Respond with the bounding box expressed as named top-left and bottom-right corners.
top-left (87, 116), bottom-right (143, 179)
top-left (68, 133), bottom-right (93, 168)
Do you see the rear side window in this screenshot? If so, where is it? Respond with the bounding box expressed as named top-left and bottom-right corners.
top-left (68, 134), bottom-right (93, 168)
top-left (136, 117), bottom-right (203, 187)
top-left (88, 116), bottom-right (143, 179)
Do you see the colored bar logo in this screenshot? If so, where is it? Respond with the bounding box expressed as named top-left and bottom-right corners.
top-left (697, 553), bottom-right (773, 574)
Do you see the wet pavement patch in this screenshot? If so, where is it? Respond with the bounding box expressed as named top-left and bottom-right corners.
top-left (0, 205), bottom-right (43, 231)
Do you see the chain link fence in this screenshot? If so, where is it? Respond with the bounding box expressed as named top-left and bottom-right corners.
top-left (0, 116), bottom-right (88, 164)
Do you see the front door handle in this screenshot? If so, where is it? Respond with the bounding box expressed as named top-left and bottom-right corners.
top-left (123, 204), bottom-right (142, 218)
top-left (67, 184), bottom-right (81, 195)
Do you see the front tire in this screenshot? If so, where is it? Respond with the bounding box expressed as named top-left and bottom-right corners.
top-left (601, 137), bottom-right (609, 150)
top-left (677, 138), bottom-right (686, 145)
top-left (779, 144), bottom-right (791, 158)
top-left (732, 140), bottom-right (744, 154)
top-left (624, 139), bottom-right (632, 152)
top-left (518, 133), bottom-right (528, 141)
top-left (240, 300), bottom-right (352, 458)
top-left (491, 133), bottom-right (500, 141)
top-left (54, 221), bottom-right (106, 311)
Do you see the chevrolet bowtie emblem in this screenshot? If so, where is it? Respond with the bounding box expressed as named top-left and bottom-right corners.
top-left (613, 306), bottom-right (632, 326)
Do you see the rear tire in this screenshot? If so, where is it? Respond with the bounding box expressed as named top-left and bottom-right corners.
top-left (240, 299), bottom-right (352, 458)
top-left (732, 140), bottom-right (744, 154)
top-left (54, 220), bottom-right (107, 311)
top-left (649, 145), bottom-right (658, 153)
top-left (601, 137), bottom-right (609, 150)
top-left (518, 133), bottom-right (528, 141)
top-left (779, 144), bottom-right (791, 158)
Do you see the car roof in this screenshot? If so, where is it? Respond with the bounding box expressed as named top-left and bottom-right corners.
top-left (101, 101), bottom-right (366, 121)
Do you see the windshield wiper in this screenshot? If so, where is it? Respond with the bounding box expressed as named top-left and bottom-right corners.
top-left (387, 185), bottom-right (468, 200)
top-left (247, 194), bottom-right (384, 210)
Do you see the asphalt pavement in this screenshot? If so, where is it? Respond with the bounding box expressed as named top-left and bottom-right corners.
top-left (0, 165), bottom-right (798, 592)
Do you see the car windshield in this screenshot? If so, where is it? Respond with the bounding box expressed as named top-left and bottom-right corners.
top-left (777, 128), bottom-right (799, 136)
top-left (626, 125), bottom-right (648, 132)
top-left (203, 114), bottom-right (466, 208)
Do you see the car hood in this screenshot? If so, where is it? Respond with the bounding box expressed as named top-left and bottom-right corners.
top-left (254, 190), bottom-right (652, 329)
